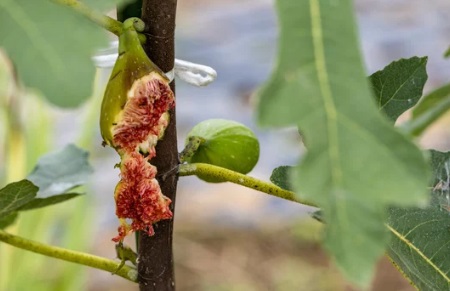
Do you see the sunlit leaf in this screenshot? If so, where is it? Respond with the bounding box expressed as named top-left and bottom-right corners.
top-left (257, 0), bottom-right (429, 286)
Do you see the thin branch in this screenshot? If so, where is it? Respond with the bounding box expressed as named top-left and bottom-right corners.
top-left (178, 163), bottom-right (317, 207)
top-left (53, 0), bottom-right (123, 36)
top-left (0, 230), bottom-right (138, 283)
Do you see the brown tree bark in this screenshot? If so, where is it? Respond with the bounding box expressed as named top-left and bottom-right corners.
top-left (138, 1), bottom-right (178, 290)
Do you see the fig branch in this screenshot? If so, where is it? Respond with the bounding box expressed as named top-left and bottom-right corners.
top-left (178, 163), bottom-right (317, 207)
top-left (53, 0), bottom-right (124, 36)
top-left (137, 1), bottom-right (179, 289)
top-left (0, 230), bottom-right (138, 282)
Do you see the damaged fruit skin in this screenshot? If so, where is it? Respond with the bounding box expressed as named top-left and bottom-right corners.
top-left (100, 18), bottom-right (175, 242)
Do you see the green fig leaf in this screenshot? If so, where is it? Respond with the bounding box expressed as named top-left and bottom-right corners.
top-left (82, 0), bottom-right (132, 12)
top-left (444, 46), bottom-right (450, 58)
top-left (27, 144), bottom-right (93, 197)
top-left (117, 0), bottom-right (142, 21)
top-left (413, 84), bottom-right (450, 118)
top-left (0, 52), bottom-right (13, 97)
top-left (370, 57), bottom-right (428, 121)
top-left (387, 206), bottom-right (450, 291)
top-left (0, 0), bottom-right (111, 107)
top-left (403, 83), bottom-right (450, 136)
top-left (311, 210), bottom-right (324, 223)
top-left (0, 145), bottom-right (90, 221)
top-left (17, 193), bottom-right (82, 211)
top-left (270, 166), bottom-right (294, 191)
top-left (386, 150), bottom-right (450, 291)
top-left (0, 180), bottom-right (38, 219)
top-left (0, 212), bottom-right (18, 229)
top-left (257, 0), bottom-right (429, 286)
top-left (0, 145), bottom-right (91, 223)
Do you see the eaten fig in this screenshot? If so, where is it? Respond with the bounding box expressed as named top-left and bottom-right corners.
top-left (100, 18), bottom-right (174, 242)
top-left (184, 119), bottom-right (260, 182)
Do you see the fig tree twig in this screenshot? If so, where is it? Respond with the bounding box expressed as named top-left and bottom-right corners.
top-left (178, 163), bottom-right (317, 207)
top-left (0, 230), bottom-right (138, 282)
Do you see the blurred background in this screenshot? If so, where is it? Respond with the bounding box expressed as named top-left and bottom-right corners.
top-left (1, 0), bottom-right (449, 290)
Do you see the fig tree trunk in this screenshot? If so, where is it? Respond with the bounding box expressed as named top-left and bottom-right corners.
top-left (138, 1), bottom-right (178, 290)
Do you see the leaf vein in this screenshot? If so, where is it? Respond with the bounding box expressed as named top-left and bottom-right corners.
top-left (388, 244), bottom-right (433, 289)
top-left (379, 63), bottom-right (424, 110)
top-left (309, 0), bottom-right (342, 186)
top-left (403, 219), bottom-right (440, 239)
top-left (387, 223), bottom-right (450, 284)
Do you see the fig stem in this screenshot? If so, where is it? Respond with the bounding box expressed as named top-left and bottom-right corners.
top-left (179, 136), bottom-right (206, 163)
top-left (178, 163), bottom-right (317, 207)
top-left (53, 0), bottom-right (124, 36)
top-left (0, 230), bottom-right (138, 283)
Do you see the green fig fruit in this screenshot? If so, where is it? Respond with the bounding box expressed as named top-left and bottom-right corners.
top-left (184, 119), bottom-right (260, 183)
